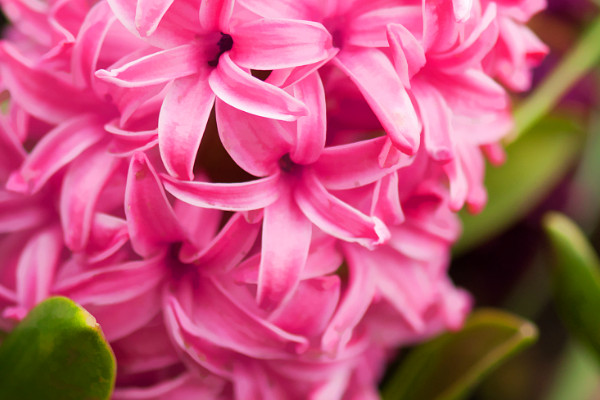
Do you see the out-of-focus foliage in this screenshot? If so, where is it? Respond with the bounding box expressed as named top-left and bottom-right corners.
top-left (0, 297), bottom-right (116, 400)
top-left (544, 212), bottom-right (600, 363)
top-left (382, 310), bottom-right (537, 400)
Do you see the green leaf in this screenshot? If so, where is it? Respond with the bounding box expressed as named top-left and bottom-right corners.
top-left (0, 296), bottom-right (116, 400)
top-left (381, 309), bottom-right (538, 400)
top-left (543, 212), bottom-right (600, 363)
top-left (512, 13), bottom-right (600, 139)
top-left (455, 116), bottom-right (584, 255)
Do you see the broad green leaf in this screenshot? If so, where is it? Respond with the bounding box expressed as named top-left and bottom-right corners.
top-left (543, 212), bottom-right (600, 363)
top-left (455, 116), bottom-right (584, 255)
top-left (381, 309), bottom-right (538, 400)
top-left (0, 296), bottom-right (116, 400)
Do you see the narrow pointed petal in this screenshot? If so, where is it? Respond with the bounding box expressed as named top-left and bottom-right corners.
top-left (54, 256), bottom-right (166, 305)
top-left (0, 191), bottom-right (49, 233)
top-left (199, 0), bottom-right (234, 31)
top-left (125, 152), bottom-right (186, 257)
top-left (423, 0), bottom-right (459, 52)
top-left (295, 171), bottom-right (390, 249)
top-left (322, 245), bottom-right (376, 355)
top-left (412, 81), bottom-right (454, 162)
top-left (387, 23), bottom-right (426, 87)
top-left (290, 71), bottom-right (326, 165)
top-left (230, 19), bottom-right (332, 70)
top-left (96, 44), bottom-right (202, 87)
top-left (216, 99), bottom-right (292, 177)
top-left (348, 5), bottom-right (423, 48)
top-left (162, 173), bottom-right (281, 211)
top-left (313, 136), bottom-right (413, 190)
top-left (269, 276), bottom-right (340, 337)
top-left (60, 144), bottom-right (123, 252)
top-left (334, 48), bottom-right (421, 154)
top-left (257, 184), bottom-right (312, 309)
top-left (180, 212), bottom-right (261, 272)
top-left (16, 226), bottom-right (63, 311)
top-left (7, 115), bottom-right (105, 194)
top-left (85, 213), bottom-right (129, 263)
top-left (135, 0), bottom-right (175, 36)
top-left (159, 74), bottom-right (215, 179)
top-left (209, 53), bottom-right (308, 121)
top-left (371, 172), bottom-right (404, 225)
top-left (453, 0), bottom-right (473, 22)
top-left (167, 279), bottom-right (309, 358)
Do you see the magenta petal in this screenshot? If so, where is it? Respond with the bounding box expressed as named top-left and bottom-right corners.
top-left (269, 275), bottom-right (340, 337)
top-left (6, 115), bottom-right (105, 194)
top-left (180, 212), bottom-right (260, 272)
top-left (294, 171), bottom-right (390, 249)
top-left (453, 0), bottom-right (473, 22)
top-left (0, 43), bottom-right (97, 124)
top-left (96, 44), bottom-right (202, 87)
top-left (199, 0), bottom-right (234, 31)
top-left (71, 2), bottom-right (117, 89)
top-left (322, 245), bottom-right (376, 355)
top-left (60, 144), bottom-right (123, 252)
top-left (209, 53), bottom-right (308, 121)
top-left (412, 81), bottom-right (454, 162)
top-left (387, 23), bottom-right (426, 88)
top-left (423, 0), bottom-right (459, 52)
top-left (334, 48), bottom-right (421, 155)
top-left (257, 183), bottom-right (312, 309)
top-left (290, 71), bottom-right (326, 165)
top-left (167, 279), bottom-right (309, 358)
top-left (159, 74), bottom-right (215, 179)
top-left (216, 99), bottom-right (292, 177)
top-left (125, 152), bottom-right (186, 257)
top-left (162, 173), bottom-right (281, 211)
top-left (16, 226), bottom-right (63, 311)
top-left (54, 256), bottom-right (166, 305)
top-left (230, 19), bottom-right (332, 70)
top-left (313, 136), bottom-right (413, 190)
top-left (0, 191), bottom-right (49, 233)
top-left (85, 213), bottom-right (129, 263)
top-left (371, 172), bottom-right (404, 226)
top-left (135, 0), bottom-right (175, 36)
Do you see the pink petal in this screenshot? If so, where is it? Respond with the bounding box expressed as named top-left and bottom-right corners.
top-left (167, 279), bottom-right (309, 358)
top-left (230, 19), bottom-right (332, 70)
top-left (162, 173), bottom-right (281, 211)
top-left (386, 23), bottom-right (426, 88)
top-left (96, 44), bottom-right (203, 87)
top-left (60, 144), bottom-right (123, 252)
top-left (236, 0), bottom-right (318, 19)
top-left (313, 136), bottom-right (413, 190)
top-left (215, 99), bottom-right (292, 177)
top-left (0, 43), bottom-right (97, 124)
top-left (6, 115), bottom-right (105, 194)
top-left (453, 0), bottom-right (473, 22)
top-left (54, 256), bottom-right (167, 305)
top-left (71, 2), bottom-right (117, 89)
top-left (269, 275), bottom-right (340, 337)
top-left (322, 244), bottom-right (376, 355)
top-left (290, 71), bottom-right (326, 165)
top-left (423, 0), bottom-right (459, 52)
top-left (16, 226), bottom-right (63, 311)
top-left (84, 213), bottom-right (129, 263)
top-left (180, 212), bottom-right (260, 272)
top-left (199, 0), bottom-right (234, 31)
top-left (412, 81), bottom-right (454, 162)
top-left (159, 73), bottom-right (216, 179)
top-left (135, 0), bottom-right (175, 36)
top-left (0, 191), bottom-right (49, 233)
top-left (294, 171), bottom-right (390, 249)
top-left (348, 5), bottom-right (423, 48)
top-left (209, 53), bottom-right (308, 121)
top-left (125, 152), bottom-right (187, 257)
top-left (257, 182), bottom-right (312, 309)
top-left (334, 47), bottom-right (421, 155)
top-left (371, 172), bottom-right (404, 225)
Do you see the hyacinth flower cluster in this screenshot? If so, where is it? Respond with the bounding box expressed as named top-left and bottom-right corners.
top-left (0, 0), bottom-right (546, 398)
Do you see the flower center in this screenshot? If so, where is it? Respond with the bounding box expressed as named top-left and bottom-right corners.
top-left (207, 33), bottom-right (233, 67)
top-left (278, 153), bottom-right (300, 174)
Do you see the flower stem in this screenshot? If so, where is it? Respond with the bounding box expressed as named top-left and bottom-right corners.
top-left (511, 13), bottom-right (600, 141)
